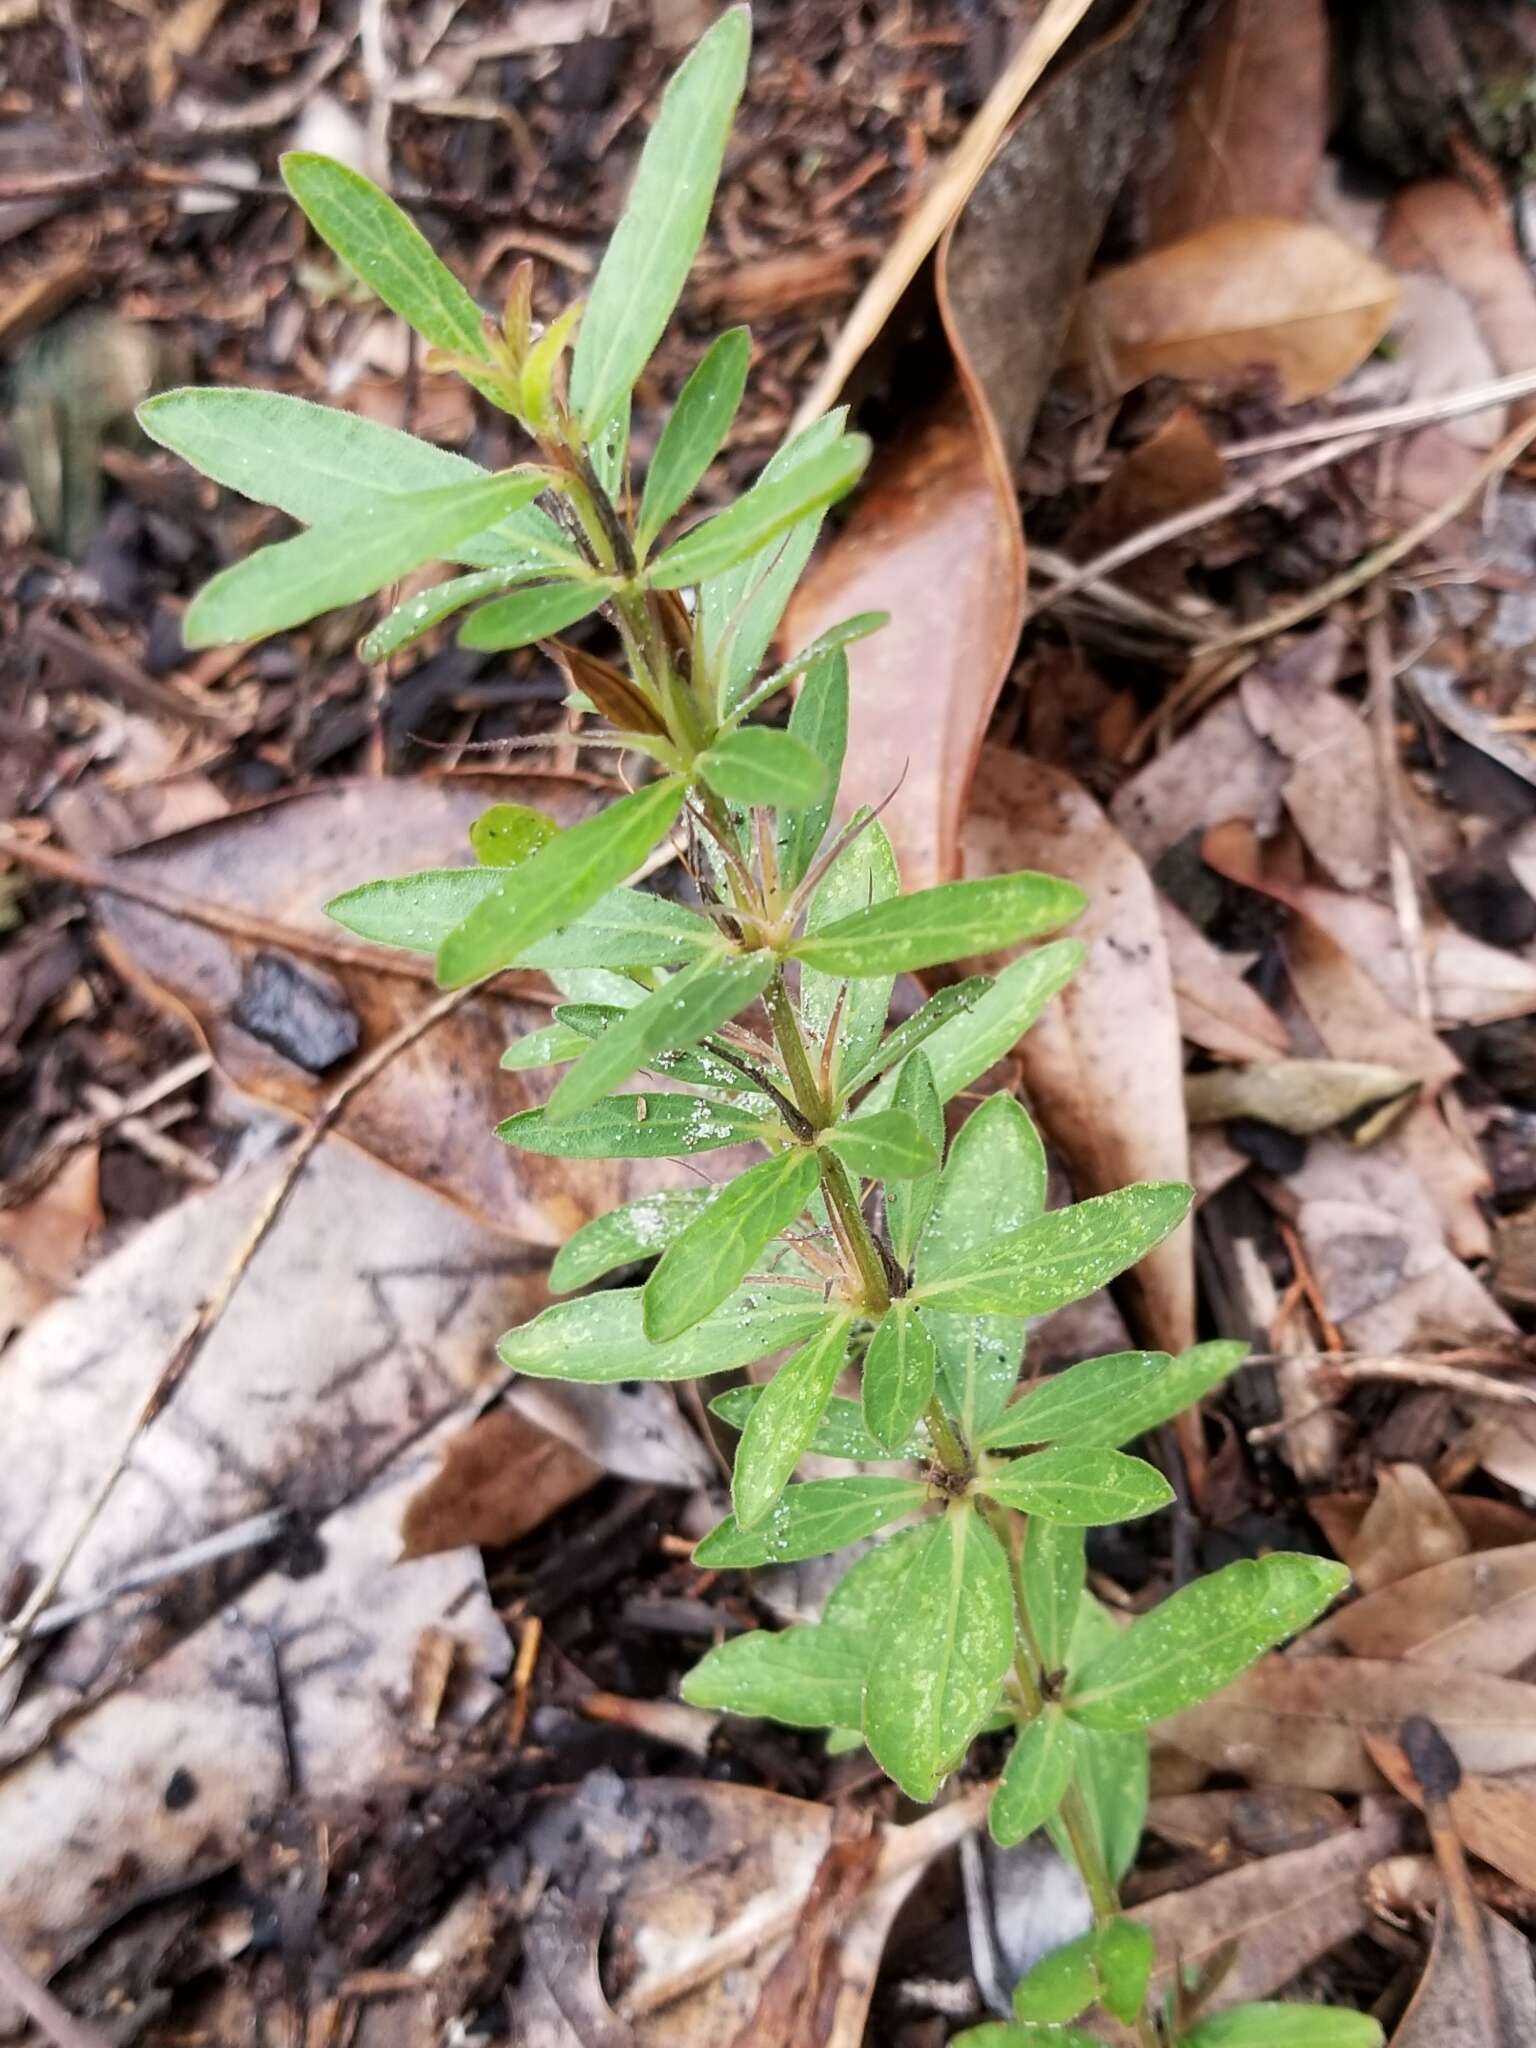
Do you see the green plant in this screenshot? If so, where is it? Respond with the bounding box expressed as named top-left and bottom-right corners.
top-left (138, 13), bottom-right (1379, 2044)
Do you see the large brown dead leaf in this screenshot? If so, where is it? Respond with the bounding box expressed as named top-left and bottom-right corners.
top-left (1338, 1464), bottom-right (1471, 1595)
top-left (959, 749), bottom-right (1193, 1356)
top-left (1308, 1541), bottom-right (1536, 1674)
top-left (1383, 183), bottom-right (1536, 415)
top-left (1387, 1888), bottom-right (1536, 2046)
top-left (85, 773), bottom-right (704, 1246)
top-left (1157, 897), bottom-right (1291, 1063)
top-left (1143, 0), bottom-right (1330, 244)
top-left (1068, 218), bottom-right (1399, 403)
top-left (781, 390), bottom-right (1024, 892)
top-left (400, 1407), bottom-right (600, 1559)
top-left (1128, 1804), bottom-right (1405, 2026)
top-left (1163, 1657), bottom-right (1536, 1793)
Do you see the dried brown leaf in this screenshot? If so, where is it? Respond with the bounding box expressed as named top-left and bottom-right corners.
top-left (1344, 1464), bottom-right (1472, 1594)
top-left (1185, 1059), bottom-right (1416, 1138)
top-left (400, 1408), bottom-right (600, 1559)
top-left (1157, 897), bottom-right (1291, 1063)
top-left (1387, 1887), bottom-right (1536, 2046)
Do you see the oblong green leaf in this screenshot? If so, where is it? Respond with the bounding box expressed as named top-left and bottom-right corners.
top-left (776, 646), bottom-right (849, 890)
top-left (1009, 1918), bottom-right (1099, 2021)
top-left (497, 1091), bottom-right (773, 1159)
top-left (649, 434), bottom-right (871, 589)
top-left (979, 1340), bottom-right (1248, 1451)
top-left (184, 469), bottom-right (546, 648)
top-left (741, 613), bottom-right (886, 722)
top-left (1098, 1919), bottom-right (1156, 2027)
top-left (643, 1145), bottom-right (819, 1339)
top-left (862, 1303), bottom-right (937, 1453)
top-left (1067, 1554), bottom-right (1351, 1729)
top-left (569, 6), bottom-right (750, 432)
top-left (498, 1280), bottom-right (827, 1383)
top-left (547, 950), bottom-right (772, 1120)
top-left (459, 576), bottom-right (613, 651)
top-left (823, 1524), bottom-right (931, 1632)
top-left (327, 868), bottom-right (713, 965)
top-left (681, 1621), bottom-right (867, 1728)
top-left (498, 1020), bottom-right (591, 1071)
top-left (733, 1313), bottom-right (854, 1528)
top-left (979, 1446), bottom-right (1173, 1526)
top-left (951, 2027), bottom-right (1102, 2048)
top-left (637, 327), bottom-right (751, 552)
top-left (863, 1504), bottom-right (1014, 1802)
top-left (884, 1054), bottom-right (943, 1270)
top-left (1021, 1520), bottom-right (1085, 1675)
top-left (697, 725), bottom-right (828, 809)
top-left (1054, 1721), bottom-right (1148, 1885)
top-left (913, 1182), bottom-right (1194, 1316)
top-left (549, 1188), bottom-right (713, 1292)
top-left (1181, 2005), bottom-right (1384, 2048)
top-left (693, 1476), bottom-right (928, 1568)
top-left (800, 816), bottom-right (900, 1095)
top-left (793, 872), bottom-right (1086, 979)
top-left (362, 569), bottom-right (523, 661)
top-left (821, 1108), bottom-right (936, 1183)
top-left (282, 152), bottom-right (489, 359)
top-left (865, 941), bottom-right (1085, 1113)
top-left (991, 1709), bottom-right (1074, 1847)
top-left (437, 775), bottom-right (685, 985)
top-left (838, 977), bottom-right (988, 1097)
top-left (711, 1386), bottom-right (925, 1463)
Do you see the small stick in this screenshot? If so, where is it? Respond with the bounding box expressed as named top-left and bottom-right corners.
top-left (0, 1929), bottom-right (111, 2048)
top-left (1401, 1716), bottom-right (1505, 2044)
top-left (1, 1053), bottom-right (210, 1210)
top-left (1365, 604), bottom-right (1435, 1025)
top-left (506, 1614), bottom-right (542, 1750)
top-left (5, 1507), bottom-right (292, 1641)
top-left (1220, 365), bottom-right (1536, 461)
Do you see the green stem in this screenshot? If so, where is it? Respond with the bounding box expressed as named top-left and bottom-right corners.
top-left (762, 971), bottom-right (824, 1127)
top-left (923, 1396), bottom-right (969, 1478)
top-left (819, 1147), bottom-right (890, 1314)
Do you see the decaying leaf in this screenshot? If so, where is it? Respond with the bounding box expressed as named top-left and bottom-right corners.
top-left (400, 1407), bottom-right (600, 1559)
top-left (960, 749), bottom-right (1193, 1358)
top-left (1145, 1787), bottom-right (1350, 1859)
top-left (1067, 218), bottom-right (1399, 403)
top-left (1342, 1465), bottom-right (1472, 1595)
top-left (1157, 897), bottom-right (1291, 1063)
top-left (1308, 1540), bottom-right (1536, 1674)
top-left (1184, 1059), bottom-right (1417, 1139)
top-left (1387, 1889), bottom-right (1536, 2046)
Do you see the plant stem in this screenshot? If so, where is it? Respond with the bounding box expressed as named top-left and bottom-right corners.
top-left (923, 1396), bottom-right (969, 1477)
top-left (762, 971), bottom-right (825, 1127)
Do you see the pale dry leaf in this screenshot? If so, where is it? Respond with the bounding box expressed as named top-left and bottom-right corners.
top-left (780, 391), bottom-right (1024, 892)
top-left (0, 1407), bottom-right (509, 1972)
top-left (1307, 1541), bottom-right (1536, 1674)
top-left (1145, 1787), bottom-right (1349, 1858)
top-left (1184, 1059), bottom-right (1416, 1138)
top-left (1068, 218), bottom-right (1400, 404)
top-left (1284, 883), bottom-right (1536, 1031)
top-left (1388, 1889), bottom-right (1536, 2046)
top-left (1383, 182), bottom-right (1536, 422)
top-left (1237, 653), bottom-right (1385, 893)
top-left (1156, 896), bottom-right (1291, 1063)
top-left (1345, 1464), bottom-right (1472, 1595)
top-left (1163, 1657), bottom-right (1536, 1793)
top-left (1143, 0), bottom-right (1329, 244)
top-left (1110, 692), bottom-right (1287, 869)
top-left (960, 748), bottom-right (1193, 1355)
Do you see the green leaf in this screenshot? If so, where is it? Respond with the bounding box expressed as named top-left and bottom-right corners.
top-left (950, 2028), bottom-right (1102, 2048)
top-left (498, 1020), bottom-right (591, 1071)
top-left (643, 1146), bottom-right (819, 1340)
top-left (693, 1476), bottom-right (928, 1568)
top-left (775, 647), bottom-right (848, 890)
top-left (865, 940), bottom-right (1085, 1112)
top-left (498, 1280), bottom-right (828, 1383)
top-left (1055, 1721), bottom-right (1147, 1885)
top-left (861, 1302), bottom-right (937, 1453)
top-left (137, 388), bottom-right (569, 571)
top-left (184, 469), bottom-right (547, 648)
top-left (913, 1182), bottom-right (1194, 1316)
top-left (711, 1386), bottom-right (925, 1462)
top-left (1011, 1927), bottom-right (1100, 2025)
top-left (470, 804), bottom-right (559, 868)
top-left (497, 1090), bottom-right (773, 1160)
top-left (792, 871), bottom-right (1085, 979)
top-left (799, 817), bottom-right (900, 1094)
top-left (1097, 1919), bottom-right (1156, 2027)
top-left (884, 1053), bottom-right (942, 1269)
top-left (649, 434), bottom-right (871, 588)
top-left (549, 1188), bottom-right (713, 1292)
top-left (741, 613), bottom-right (887, 720)
top-left (459, 577), bottom-right (613, 651)
top-left (822, 1524), bottom-right (931, 1631)
top-left (980, 1341), bottom-right (1248, 1451)
top-left (282, 152), bottom-right (490, 360)
top-left (838, 977), bottom-right (989, 1097)
top-left (696, 726), bottom-right (829, 809)
top-left (544, 1002), bottom-right (773, 1101)
top-left (990, 1708), bottom-right (1073, 1849)
top-left (437, 776), bottom-right (686, 985)
top-left (637, 327), bottom-right (751, 553)
top-left (547, 950), bottom-right (773, 1120)
top-left (569, 7), bottom-right (750, 432)
top-left (732, 1313), bottom-right (855, 1528)
top-left (681, 1621), bottom-right (867, 1728)
top-left (821, 1108), bottom-right (936, 1183)
top-left (1021, 1521), bottom-right (1085, 1674)
top-left (915, 1091), bottom-right (1043, 1436)
top-left (328, 869), bottom-right (712, 965)
top-left (863, 1504), bottom-right (1013, 1802)
top-left (1067, 1555), bottom-right (1351, 1729)
top-left (362, 568), bottom-right (525, 661)
top-left (978, 1446), bottom-right (1174, 1526)
top-left (700, 410), bottom-right (848, 713)
top-left (1180, 2005), bottom-right (1385, 2047)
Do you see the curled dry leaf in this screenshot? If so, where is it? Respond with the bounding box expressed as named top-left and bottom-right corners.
top-left (1184, 1059), bottom-right (1417, 1139)
top-left (399, 1407), bottom-right (600, 1559)
top-left (1062, 404), bottom-right (1228, 600)
top-left (1067, 218), bottom-right (1400, 404)
top-left (1124, 1804), bottom-right (1405, 2032)
top-left (1341, 1464), bottom-right (1472, 1595)
top-left (1387, 1886), bottom-right (1536, 2046)
top-left (959, 748), bottom-right (1193, 1358)
top-left (1383, 182), bottom-right (1536, 421)
top-left (1163, 1656), bottom-right (1536, 1793)
top-left (1142, 0), bottom-right (1330, 243)
top-left (1307, 1540), bottom-right (1536, 1675)
top-left (1156, 896), bottom-right (1291, 1064)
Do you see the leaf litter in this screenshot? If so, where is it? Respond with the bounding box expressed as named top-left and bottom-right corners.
top-left (9, 0), bottom-right (1536, 2039)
